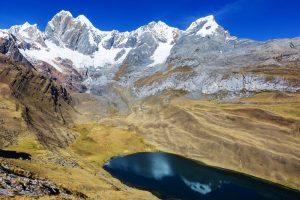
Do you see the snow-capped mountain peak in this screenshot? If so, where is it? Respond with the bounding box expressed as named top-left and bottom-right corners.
top-left (45, 10), bottom-right (102, 54)
top-left (193, 15), bottom-right (215, 23)
top-left (9, 22), bottom-right (38, 34)
top-left (20, 22), bottom-right (33, 28)
top-left (186, 15), bottom-right (220, 37)
top-left (8, 22), bottom-right (45, 48)
top-left (55, 10), bottom-right (73, 18)
top-left (146, 20), bottom-right (171, 30)
top-left (76, 15), bottom-right (94, 27)
top-left (4, 11), bottom-right (231, 74)
top-left (136, 20), bottom-right (180, 44)
top-left (1, 10), bottom-right (299, 98)
top-left (48, 10), bottom-right (95, 29)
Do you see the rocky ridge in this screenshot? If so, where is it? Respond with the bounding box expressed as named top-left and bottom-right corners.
top-left (0, 54), bottom-right (75, 148)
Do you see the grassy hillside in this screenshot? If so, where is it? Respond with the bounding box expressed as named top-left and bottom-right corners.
top-left (103, 91), bottom-right (300, 190)
top-left (5, 124), bottom-right (156, 199)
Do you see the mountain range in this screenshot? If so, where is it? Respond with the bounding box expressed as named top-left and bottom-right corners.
top-left (1, 10), bottom-right (299, 99)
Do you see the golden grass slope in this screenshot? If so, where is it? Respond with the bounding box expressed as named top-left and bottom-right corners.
top-left (4, 124), bottom-right (157, 199)
top-left (0, 83), bottom-right (29, 148)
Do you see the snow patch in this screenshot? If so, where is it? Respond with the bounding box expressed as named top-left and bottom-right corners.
top-left (93, 46), bottom-right (130, 67)
top-left (20, 40), bottom-right (131, 72)
top-left (20, 40), bottom-right (92, 72)
top-left (149, 42), bottom-right (173, 66)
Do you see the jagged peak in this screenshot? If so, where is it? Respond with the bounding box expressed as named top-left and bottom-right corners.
top-left (6, 21), bottom-right (45, 47)
top-left (143, 20), bottom-right (177, 31)
top-left (8, 22), bottom-right (42, 40)
top-left (75, 15), bottom-right (94, 27)
top-left (136, 20), bottom-right (178, 35)
top-left (47, 10), bottom-right (73, 27)
top-left (194, 15), bottom-right (215, 23)
top-left (22, 22), bottom-right (31, 28)
top-left (10, 22), bottom-right (38, 30)
top-left (133, 20), bottom-right (178, 43)
top-left (47, 10), bottom-right (99, 32)
top-left (148, 20), bottom-right (167, 27)
top-left (55, 10), bottom-right (73, 18)
top-left (186, 15), bottom-right (220, 37)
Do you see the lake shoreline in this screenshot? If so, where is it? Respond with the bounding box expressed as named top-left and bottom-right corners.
top-left (104, 152), bottom-right (300, 200)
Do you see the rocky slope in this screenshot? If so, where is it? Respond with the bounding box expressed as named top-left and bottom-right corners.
top-left (0, 161), bottom-right (86, 198)
top-left (0, 54), bottom-right (74, 148)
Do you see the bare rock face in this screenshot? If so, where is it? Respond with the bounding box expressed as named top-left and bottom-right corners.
top-left (0, 31), bottom-right (33, 66)
top-left (167, 32), bottom-right (300, 70)
top-left (45, 10), bottom-right (99, 54)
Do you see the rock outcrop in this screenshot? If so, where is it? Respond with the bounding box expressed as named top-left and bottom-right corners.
top-left (0, 30), bottom-right (33, 66)
top-left (0, 162), bottom-right (86, 198)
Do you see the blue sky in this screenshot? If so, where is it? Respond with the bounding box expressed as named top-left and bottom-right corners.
top-left (0, 0), bottom-right (299, 40)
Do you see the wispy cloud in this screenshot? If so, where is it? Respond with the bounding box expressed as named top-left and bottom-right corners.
top-left (176, 0), bottom-right (266, 30)
top-left (213, 0), bottom-right (246, 17)
top-left (178, 0), bottom-right (248, 29)
top-left (214, 0), bottom-right (267, 19)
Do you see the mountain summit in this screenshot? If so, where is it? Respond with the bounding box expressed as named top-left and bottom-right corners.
top-left (186, 15), bottom-right (219, 36)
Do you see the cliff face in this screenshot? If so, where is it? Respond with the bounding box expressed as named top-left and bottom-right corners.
top-left (0, 54), bottom-right (75, 148)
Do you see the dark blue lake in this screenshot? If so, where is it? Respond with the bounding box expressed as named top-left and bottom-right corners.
top-left (104, 152), bottom-right (300, 200)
